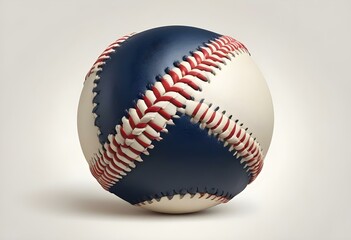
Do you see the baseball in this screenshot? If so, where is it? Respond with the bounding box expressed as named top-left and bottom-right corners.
top-left (77, 26), bottom-right (274, 214)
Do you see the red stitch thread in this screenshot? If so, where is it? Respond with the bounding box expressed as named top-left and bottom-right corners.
top-left (85, 34), bottom-right (135, 80)
top-left (88, 35), bottom-right (260, 190)
top-left (187, 101), bottom-right (264, 182)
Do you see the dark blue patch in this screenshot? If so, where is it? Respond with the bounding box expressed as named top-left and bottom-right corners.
top-left (93, 26), bottom-right (249, 204)
top-left (109, 115), bottom-right (249, 204)
top-left (94, 26), bottom-right (220, 144)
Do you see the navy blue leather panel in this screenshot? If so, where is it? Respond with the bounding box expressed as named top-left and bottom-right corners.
top-left (93, 26), bottom-right (249, 204)
top-left (109, 115), bottom-right (249, 204)
top-left (94, 26), bottom-right (220, 144)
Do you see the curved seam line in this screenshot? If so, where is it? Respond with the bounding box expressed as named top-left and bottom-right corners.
top-left (87, 34), bottom-right (263, 193)
top-left (135, 191), bottom-right (233, 206)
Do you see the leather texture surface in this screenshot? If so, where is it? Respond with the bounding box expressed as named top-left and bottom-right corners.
top-left (93, 26), bottom-right (249, 204)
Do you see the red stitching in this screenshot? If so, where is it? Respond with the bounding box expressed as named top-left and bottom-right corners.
top-left (149, 121), bottom-right (165, 132)
top-left (85, 33), bottom-right (135, 80)
top-left (192, 102), bottom-right (202, 118)
top-left (222, 118), bottom-right (230, 132)
top-left (135, 107), bottom-right (143, 118)
top-left (211, 114), bottom-right (224, 130)
top-left (206, 111), bottom-right (217, 125)
top-left (143, 95), bottom-right (152, 107)
top-left (178, 78), bottom-right (200, 90)
top-left (186, 101), bottom-right (265, 182)
top-left (88, 34), bottom-right (262, 189)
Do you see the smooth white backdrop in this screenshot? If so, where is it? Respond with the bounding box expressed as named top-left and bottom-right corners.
top-left (1, 0), bottom-right (350, 239)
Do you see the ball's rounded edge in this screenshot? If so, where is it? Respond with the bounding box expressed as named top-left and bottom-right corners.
top-left (77, 70), bottom-right (103, 164)
top-left (136, 193), bottom-right (224, 214)
top-left (77, 26), bottom-right (274, 214)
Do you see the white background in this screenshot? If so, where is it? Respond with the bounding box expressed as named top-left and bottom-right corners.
top-left (1, 0), bottom-right (350, 239)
